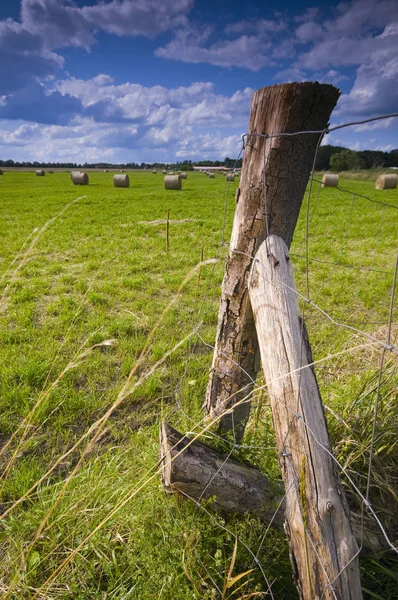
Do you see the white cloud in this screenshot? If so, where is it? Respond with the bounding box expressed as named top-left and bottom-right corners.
top-left (291, 0), bottom-right (398, 120)
top-left (0, 0), bottom-right (195, 94)
top-left (295, 21), bottom-right (324, 42)
top-left (0, 115), bottom-right (244, 162)
top-left (156, 31), bottom-right (275, 71)
top-left (0, 18), bottom-right (64, 93)
top-left (274, 67), bottom-right (307, 82)
top-left (354, 117), bottom-right (396, 132)
top-left (225, 18), bottom-right (287, 35)
top-left (335, 51), bottom-right (398, 117)
top-left (19, 0), bottom-right (194, 48)
top-left (82, 0), bottom-right (193, 38)
top-left (325, 0), bottom-right (398, 36)
top-left (56, 76), bottom-right (252, 126)
top-left (0, 77), bottom-right (252, 162)
top-left (155, 13), bottom-right (290, 71)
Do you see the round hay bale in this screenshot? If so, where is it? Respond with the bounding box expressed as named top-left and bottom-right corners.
top-left (48, 170), bottom-right (54, 174)
top-left (114, 174), bottom-right (130, 188)
top-left (104, 169), bottom-right (108, 172)
top-left (226, 174), bottom-right (235, 182)
top-left (179, 172), bottom-right (187, 179)
top-left (71, 171), bottom-right (89, 185)
top-left (375, 174), bottom-right (397, 190)
top-left (152, 169), bottom-right (157, 174)
top-left (120, 169), bottom-right (124, 173)
top-left (162, 170), bottom-right (167, 174)
top-left (321, 173), bottom-right (339, 188)
top-left (0, 169), bottom-right (3, 175)
top-left (168, 170), bottom-right (175, 175)
top-left (164, 175), bottom-right (182, 190)
top-left (209, 173), bottom-right (215, 179)
top-left (36, 169), bottom-right (45, 176)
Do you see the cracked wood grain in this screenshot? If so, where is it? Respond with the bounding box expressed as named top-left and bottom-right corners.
top-left (205, 82), bottom-right (340, 440)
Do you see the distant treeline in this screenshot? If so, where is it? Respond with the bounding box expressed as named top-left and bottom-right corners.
top-left (0, 147), bottom-right (397, 171)
top-left (0, 157), bottom-right (242, 170)
top-left (315, 146), bottom-right (398, 171)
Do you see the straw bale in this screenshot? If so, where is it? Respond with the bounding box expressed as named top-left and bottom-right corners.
top-left (164, 175), bottom-right (182, 190)
top-left (36, 169), bottom-right (45, 176)
top-left (321, 173), bottom-right (339, 187)
top-left (114, 174), bottom-right (130, 188)
top-left (375, 174), bottom-right (397, 190)
top-left (71, 172), bottom-right (89, 185)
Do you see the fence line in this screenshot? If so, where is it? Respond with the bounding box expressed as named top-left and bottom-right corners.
top-left (1, 113), bottom-right (397, 598)
top-left (167, 115), bottom-right (397, 597)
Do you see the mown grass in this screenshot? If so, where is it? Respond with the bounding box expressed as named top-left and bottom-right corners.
top-left (0, 170), bottom-right (397, 599)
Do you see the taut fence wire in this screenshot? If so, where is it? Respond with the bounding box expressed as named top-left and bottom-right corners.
top-left (1, 113), bottom-right (396, 598)
top-left (167, 112), bottom-right (398, 597)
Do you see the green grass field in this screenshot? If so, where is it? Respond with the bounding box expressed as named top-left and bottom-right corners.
top-left (0, 170), bottom-right (397, 599)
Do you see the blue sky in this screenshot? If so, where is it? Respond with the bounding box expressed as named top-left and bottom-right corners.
top-left (0, 0), bottom-right (397, 163)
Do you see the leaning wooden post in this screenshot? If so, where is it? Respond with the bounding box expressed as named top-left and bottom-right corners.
top-left (248, 235), bottom-right (362, 600)
top-left (205, 82), bottom-right (340, 439)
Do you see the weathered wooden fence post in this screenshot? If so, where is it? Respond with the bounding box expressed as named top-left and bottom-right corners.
top-left (205, 82), bottom-right (340, 439)
top-left (248, 235), bottom-right (362, 599)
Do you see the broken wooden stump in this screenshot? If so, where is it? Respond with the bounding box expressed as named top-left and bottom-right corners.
top-left (160, 422), bottom-right (284, 526)
top-left (160, 422), bottom-right (385, 554)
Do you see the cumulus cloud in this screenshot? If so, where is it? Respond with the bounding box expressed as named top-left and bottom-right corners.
top-left (295, 21), bottom-right (324, 42)
top-left (0, 19), bottom-right (63, 93)
top-left (0, 76), bottom-right (252, 161)
top-left (292, 0), bottom-right (398, 119)
top-left (336, 52), bottom-right (398, 117)
top-left (1, 0), bottom-right (396, 160)
top-left (156, 33), bottom-right (276, 71)
top-left (274, 67), bottom-right (307, 82)
top-left (0, 115), bottom-right (244, 163)
top-left (0, 81), bottom-right (83, 124)
top-left (225, 19), bottom-right (287, 35)
top-left (298, 32), bottom-right (397, 70)
top-left (155, 15), bottom-right (288, 71)
top-left (20, 0), bottom-right (96, 49)
top-left (82, 0), bottom-right (193, 38)
top-left (19, 0), bottom-right (194, 46)
top-left (324, 0), bottom-right (397, 36)
top-left (55, 76), bottom-right (252, 126)
top-left (0, 117), bottom-right (138, 161)
top-left (0, 0), bottom-right (195, 94)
